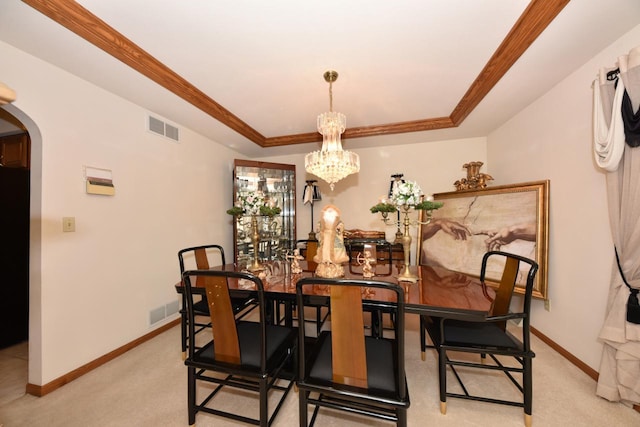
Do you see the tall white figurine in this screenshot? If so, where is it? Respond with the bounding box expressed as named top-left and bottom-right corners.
top-left (314, 204), bottom-right (349, 278)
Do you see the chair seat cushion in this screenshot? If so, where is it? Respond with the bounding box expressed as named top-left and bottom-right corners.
top-left (430, 318), bottom-right (523, 351)
top-left (307, 332), bottom-right (399, 394)
top-left (193, 321), bottom-right (297, 370)
top-left (192, 299), bottom-right (210, 315)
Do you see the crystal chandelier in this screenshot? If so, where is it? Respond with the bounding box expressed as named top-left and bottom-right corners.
top-left (305, 70), bottom-right (360, 191)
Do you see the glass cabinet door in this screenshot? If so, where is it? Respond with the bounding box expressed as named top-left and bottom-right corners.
top-left (232, 159), bottom-right (296, 265)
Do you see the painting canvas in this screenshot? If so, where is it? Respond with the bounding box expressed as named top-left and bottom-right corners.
top-left (417, 180), bottom-right (549, 299)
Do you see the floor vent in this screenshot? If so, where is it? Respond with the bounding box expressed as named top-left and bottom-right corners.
top-left (147, 115), bottom-right (180, 142)
top-left (149, 306), bottom-right (166, 325)
top-left (149, 300), bottom-right (181, 326)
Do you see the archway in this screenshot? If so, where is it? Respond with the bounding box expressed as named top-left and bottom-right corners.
top-left (1, 104), bottom-right (42, 387)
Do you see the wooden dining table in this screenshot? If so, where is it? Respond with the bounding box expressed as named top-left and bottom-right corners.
top-left (175, 261), bottom-right (495, 323)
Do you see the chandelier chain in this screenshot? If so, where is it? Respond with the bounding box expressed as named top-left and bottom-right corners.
top-left (328, 80), bottom-right (333, 112)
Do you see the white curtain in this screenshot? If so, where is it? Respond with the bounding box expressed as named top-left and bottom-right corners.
top-left (596, 45), bottom-right (640, 406)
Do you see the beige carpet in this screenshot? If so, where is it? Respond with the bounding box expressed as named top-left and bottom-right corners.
top-left (1, 315), bottom-right (639, 427)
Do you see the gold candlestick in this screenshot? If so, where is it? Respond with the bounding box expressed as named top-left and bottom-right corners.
top-left (397, 205), bottom-right (418, 282)
top-left (248, 215), bottom-right (263, 272)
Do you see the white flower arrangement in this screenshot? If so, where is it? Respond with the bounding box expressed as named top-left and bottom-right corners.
top-left (236, 190), bottom-right (265, 215)
top-left (227, 190), bottom-right (282, 217)
top-left (391, 180), bottom-right (422, 207)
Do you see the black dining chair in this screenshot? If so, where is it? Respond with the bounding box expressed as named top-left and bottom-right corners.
top-left (178, 244), bottom-right (257, 359)
top-left (182, 269), bottom-right (297, 426)
top-left (421, 251), bottom-right (539, 427)
top-left (289, 239), bottom-right (329, 336)
top-left (296, 276), bottom-right (410, 427)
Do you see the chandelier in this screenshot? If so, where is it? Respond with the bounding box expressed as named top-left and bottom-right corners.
top-left (305, 70), bottom-right (360, 191)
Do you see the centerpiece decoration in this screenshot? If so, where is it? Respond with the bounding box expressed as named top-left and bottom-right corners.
top-left (371, 180), bottom-right (443, 282)
top-left (313, 204), bottom-right (350, 278)
top-left (227, 190), bottom-right (281, 271)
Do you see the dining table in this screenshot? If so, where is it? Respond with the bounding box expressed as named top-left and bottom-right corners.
top-left (175, 260), bottom-right (495, 328)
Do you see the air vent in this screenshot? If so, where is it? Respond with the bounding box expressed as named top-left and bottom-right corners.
top-left (164, 123), bottom-right (179, 141)
top-left (147, 115), bottom-right (180, 142)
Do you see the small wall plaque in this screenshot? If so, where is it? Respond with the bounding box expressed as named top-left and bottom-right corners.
top-left (84, 166), bottom-right (115, 196)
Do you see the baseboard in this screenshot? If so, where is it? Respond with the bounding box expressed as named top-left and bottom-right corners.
top-left (530, 326), bottom-right (640, 413)
top-left (530, 326), bottom-right (598, 380)
top-left (26, 318), bottom-right (180, 397)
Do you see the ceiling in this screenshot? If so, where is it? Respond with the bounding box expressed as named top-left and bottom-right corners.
top-left (1, 0), bottom-right (639, 158)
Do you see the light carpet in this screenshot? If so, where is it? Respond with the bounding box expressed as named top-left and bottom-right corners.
top-left (1, 315), bottom-right (639, 426)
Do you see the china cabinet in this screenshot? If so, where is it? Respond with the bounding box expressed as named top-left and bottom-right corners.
top-left (232, 159), bottom-right (296, 265)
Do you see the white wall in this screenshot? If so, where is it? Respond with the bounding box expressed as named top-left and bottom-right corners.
top-left (1, 41), bottom-right (245, 385)
top-left (488, 24), bottom-right (640, 370)
top-left (264, 137), bottom-right (487, 262)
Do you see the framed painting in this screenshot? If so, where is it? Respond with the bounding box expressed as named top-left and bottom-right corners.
top-left (417, 180), bottom-right (549, 299)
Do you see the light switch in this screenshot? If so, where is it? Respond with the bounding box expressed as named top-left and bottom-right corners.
top-left (62, 217), bottom-right (75, 232)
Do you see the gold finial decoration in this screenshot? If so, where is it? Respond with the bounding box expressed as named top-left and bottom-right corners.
top-left (454, 161), bottom-right (494, 191)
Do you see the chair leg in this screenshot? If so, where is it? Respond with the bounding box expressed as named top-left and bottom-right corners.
top-left (260, 378), bottom-right (268, 426)
top-left (299, 389), bottom-right (308, 426)
top-left (420, 316), bottom-right (426, 361)
top-left (316, 306), bottom-right (322, 335)
top-left (371, 310), bottom-right (382, 338)
top-left (180, 302), bottom-right (188, 358)
top-left (524, 356), bottom-right (533, 425)
top-left (397, 407), bottom-right (407, 427)
top-left (439, 348), bottom-right (447, 414)
top-left (187, 366), bottom-right (196, 425)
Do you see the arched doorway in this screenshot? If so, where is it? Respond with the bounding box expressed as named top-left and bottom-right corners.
top-left (0, 107), bottom-right (29, 348)
top-left (0, 104), bottom-right (42, 390)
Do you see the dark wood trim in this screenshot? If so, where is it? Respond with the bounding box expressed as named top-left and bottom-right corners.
top-left (530, 326), bottom-right (598, 380)
top-left (234, 158), bottom-right (296, 171)
top-left (23, 0), bottom-right (265, 146)
top-left (25, 318), bottom-right (180, 397)
top-left (450, 0), bottom-right (570, 125)
top-left (24, 0), bottom-right (570, 148)
top-left (263, 117), bottom-right (456, 147)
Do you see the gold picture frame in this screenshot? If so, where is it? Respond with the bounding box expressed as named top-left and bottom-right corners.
top-left (417, 180), bottom-right (549, 299)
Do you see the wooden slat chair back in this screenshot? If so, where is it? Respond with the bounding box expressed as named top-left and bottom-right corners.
top-left (204, 275), bottom-right (240, 364)
top-left (329, 285), bottom-right (367, 388)
top-left (193, 247), bottom-right (210, 285)
top-left (305, 240), bottom-right (318, 271)
top-left (488, 255), bottom-right (520, 330)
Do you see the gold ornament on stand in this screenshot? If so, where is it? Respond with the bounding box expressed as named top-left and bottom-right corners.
top-left (454, 161), bottom-right (493, 191)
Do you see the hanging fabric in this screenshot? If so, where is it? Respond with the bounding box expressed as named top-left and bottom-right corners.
top-left (621, 89), bottom-right (640, 147)
top-left (615, 247), bottom-right (640, 324)
top-left (596, 44), bottom-right (640, 407)
top-left (592, 70), bottom-right (625, 171)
